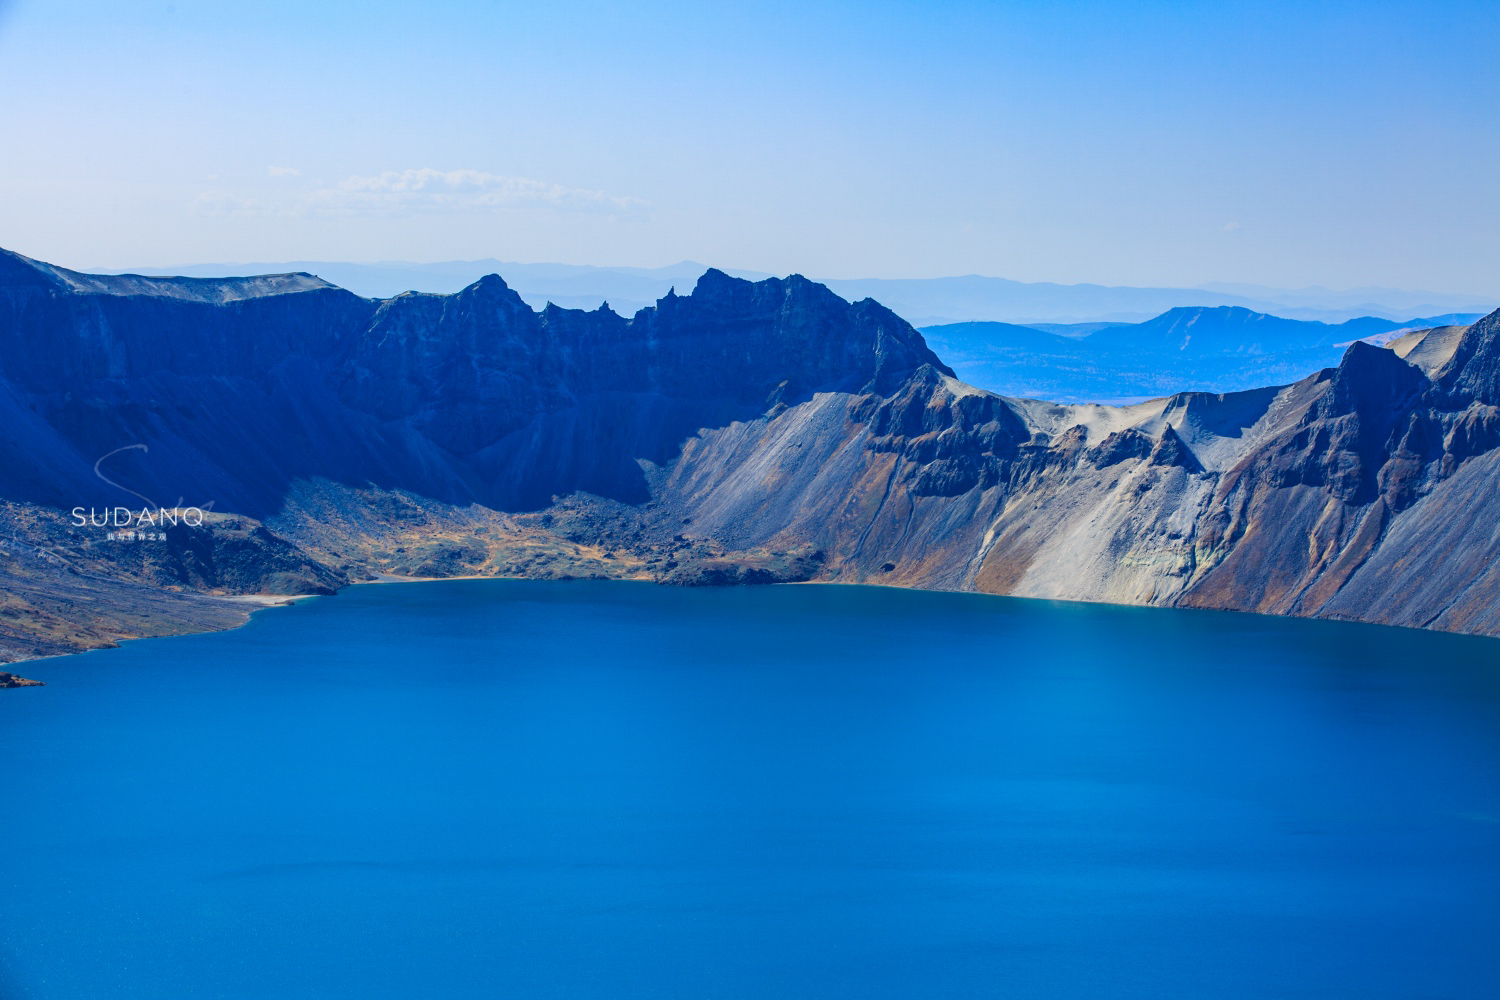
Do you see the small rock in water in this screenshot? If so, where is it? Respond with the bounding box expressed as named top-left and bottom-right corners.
top-left (0, 671), bottom-right (45, 688)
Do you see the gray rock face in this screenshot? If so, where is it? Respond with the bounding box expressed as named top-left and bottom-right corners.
top-left (0, 251), bottom-right (946, 516)
top-left (4, 245), bottom-right (1500, 650)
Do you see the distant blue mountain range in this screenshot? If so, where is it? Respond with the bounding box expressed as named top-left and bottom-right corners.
top-left (97, 259), bottom-right (1496, 326)
top-left (921, 306), bottom-right (1485, 403)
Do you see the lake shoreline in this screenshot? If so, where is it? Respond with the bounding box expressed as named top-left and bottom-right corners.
top-left (11, 567), bottom-right (1499, 683)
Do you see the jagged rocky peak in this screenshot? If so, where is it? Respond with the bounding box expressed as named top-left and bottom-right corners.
top-left (1148, 424), bottom-right (1202, 471)
top-left (1436, 308), bottom-right (1500, 406)
top-left (1318, 339), bottom-right (1429, 418)
top-left (0, 250), bottom-right (965, 518)
top-left (1087, 428), bottom-right (1154, 468)
top-left (637, 268), bottom-right (953, 398)
top-left (347, 266), bottom-right (949, 412)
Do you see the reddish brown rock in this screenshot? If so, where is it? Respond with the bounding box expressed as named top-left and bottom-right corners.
top-left (0, 671), bottom-right (45, 688)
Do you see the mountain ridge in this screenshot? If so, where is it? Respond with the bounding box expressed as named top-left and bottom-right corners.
top-left (3, 247), bottom-right (1500, 663)
top-left (919, 306), bottom-right (1485, 403)
top-left (87, 255), bottom-right (1496, 325)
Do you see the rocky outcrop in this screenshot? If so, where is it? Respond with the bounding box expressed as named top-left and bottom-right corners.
top-left (3, 245), bottom-right (1500, 662)
top-left (0, 671), bottom-right (44, 687)
top-left (0, 251), bottom-right (945, 517)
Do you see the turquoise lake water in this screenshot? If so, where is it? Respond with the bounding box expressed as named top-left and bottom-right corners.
top-left (2, 579), bottom-right (1499, 999)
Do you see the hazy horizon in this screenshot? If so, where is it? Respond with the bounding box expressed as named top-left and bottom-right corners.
top-left (49, 252), bottom-right (1487, 327)
top-left (76, 252), bottom-right (1500, 303)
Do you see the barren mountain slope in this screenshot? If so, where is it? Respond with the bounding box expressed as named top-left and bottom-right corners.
top-left (2, 246), bottom-right (1499, 662)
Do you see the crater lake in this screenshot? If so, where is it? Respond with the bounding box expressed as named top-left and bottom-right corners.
top-left (2, 580), bottom-right (1498, 999)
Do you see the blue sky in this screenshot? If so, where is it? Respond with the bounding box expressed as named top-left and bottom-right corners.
top-left (1, 0), bottom-right (1496, 293)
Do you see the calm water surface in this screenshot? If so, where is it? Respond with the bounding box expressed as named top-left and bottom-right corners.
top-left (2, 580), bottom-right (1499, 999)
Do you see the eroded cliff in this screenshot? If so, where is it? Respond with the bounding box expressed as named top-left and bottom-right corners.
top-left (2, 246), bottom-right (1498, 662)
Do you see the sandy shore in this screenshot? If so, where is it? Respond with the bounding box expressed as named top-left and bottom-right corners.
top-left (216, 594), bottom-right (317, 607)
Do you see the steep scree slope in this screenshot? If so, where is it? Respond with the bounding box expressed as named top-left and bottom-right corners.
top-left (2, 246), bottom-right (1499, 660)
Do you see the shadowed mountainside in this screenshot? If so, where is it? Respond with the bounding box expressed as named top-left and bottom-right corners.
top-left (0, 249), bottom-right (943, 517)
top-left (2, 247), bottom-right (1499, 662)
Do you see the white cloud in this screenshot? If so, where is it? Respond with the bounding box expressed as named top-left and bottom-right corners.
top-left (268, 166), bottom-right (301, 177)
top-left (312, 168), bottom-right (646, 214)
top-left (196, 167), bottom-right (646, 219)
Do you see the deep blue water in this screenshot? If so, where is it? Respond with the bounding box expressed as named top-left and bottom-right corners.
top-left (3, 580), bottom-right (1499, 999)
